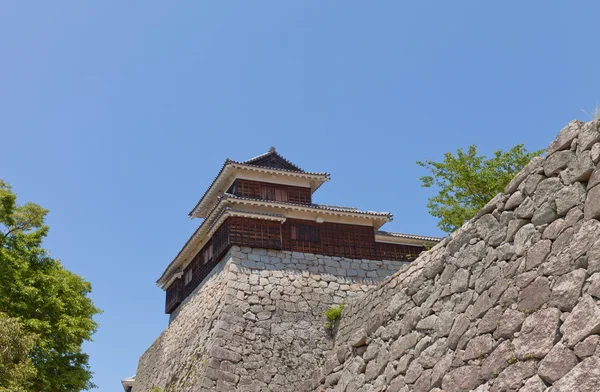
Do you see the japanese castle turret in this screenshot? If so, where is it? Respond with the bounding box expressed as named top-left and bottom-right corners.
top-left (158, 148), bottom-right (440, 315)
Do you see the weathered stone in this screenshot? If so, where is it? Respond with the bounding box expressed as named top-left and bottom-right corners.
top-left (474, 266), bottom-right (500, 294)
top-left (454, 240), bottom-right (486, 268)
top-left (589, 167), bottom-right (600, 190)
top-left (477, 306), bottom-right (503, 334)
top-left (418, 339), bottom-right (447, 369)
top-left (471, 291), bottom-right (492, 319)
top-left (543, 219), bottom-right (565, 240)
top-left (346, 356), bottom-right (366, 374)
top-left (584, 185), bottom-right (600, 220)
top-left (390, 332), bottom-right (419, 360)
top-left (544, 150), bottom-right (574, 177)
top-left (566, 150), bottom-right (595, 183)
top-left (578, 120), bottom-right (600, 150)
top-left (592, 142), bottom-right (600, 163)
top-left (480, 340), bottom-right (512, 380)
top-left (447, 225), bottom-right (477, 256)
top-left (550, 268), bottom-right (586, 311)
top-left (441, 365), bottom-right (483, 392)
top-left (551, 227), bottom-right (574, 256)
top-left (349, 329), bottom-right (368, 347)
top-left (505, 190), bottom-right (525, 210)
top-left (450, 268), bottom-right (469, 294)
top-left (531, 201), bottom-right (559, 226)
top-left (540, 253), bottom-right (578, 277)
top-left (562, 295), bottom-right (600, 347)
top-left (430, 353), bottom-right (452, 388)
top-left (404, 360), bottom-right (423, 384)
top-left (555, 182), bottom-right (586, 216)
top-left (537, 342), bottom-right (579, 383)
top-left (551, 356), bottom-right (600, 392)
top-left (494, 308), bottom-right (525, 339)
top-left (569, 219), bottom-right (600, 261)
top-left (520, 173), bottom-right (544, 197)
top-left (506, 218), bottom-right (528, 242)
top-left (525, 239), bottom-right (551, 271)
top-left (412, 368), bottom-right (432, 392)
top-left (533, 177), bottom-right (562, 207)
top-left (476, 214), bottom-right (505, 246)
top-left (514, 197), bottom-right (535, 219)
top-left (547, 120), bottom-right (582, 155)
top-left (492, 361), bottom-right (536, 392)
top-left (505, 157), bottom-right (544, 194)
top-left (464, 334), bottom-right (494, 360)
top-left (520, 375), bottom-right (547, 392)
top-left (447, 314), bottom-right (470, 350)
top-left (588, 240), bottom-right (600, 274)
top-left (518, 277), bottom-right (551, 313)
top-left (365, 348), bottom-right (389, 381)
top-left (573, 334), bottom-right (599, 358)
top-left (514, 224), bottom-right (538, 256)
top-left (513, 307), bottom-right (561, 359)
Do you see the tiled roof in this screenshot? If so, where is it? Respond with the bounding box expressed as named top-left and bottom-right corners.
top-left (229, 160), bottom-right (329, 176)
top-left (221, 193), bottom-right (392, 218)
top-left (243, 147), bottom-right (305, 172)
top-left (375, 230), bottom-right (443, 242)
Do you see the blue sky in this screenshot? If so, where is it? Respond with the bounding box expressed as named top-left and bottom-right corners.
top-left (1, 1), bottom-right (599, 390)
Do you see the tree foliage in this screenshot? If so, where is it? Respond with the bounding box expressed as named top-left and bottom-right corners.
top-left (0, 180), bottom-right (100, 392)
top-left (0, 313), bottom-right (37, 392)
top-left (417, 144), bottom-right (544, 233)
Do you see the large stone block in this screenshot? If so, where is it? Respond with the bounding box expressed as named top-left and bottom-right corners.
top-left (562, 295), bottom-right (600, 347)
top-left (513, 307), bottom-right (561, 359)
top-left (551, 356), bottom-right (600, 392)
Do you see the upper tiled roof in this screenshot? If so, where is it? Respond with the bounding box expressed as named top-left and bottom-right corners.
top-left (243, 147), bottom-right (304, 172)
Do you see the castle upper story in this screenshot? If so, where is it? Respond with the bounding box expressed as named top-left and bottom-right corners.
top-left (158, 148), bottom-right (441, 314)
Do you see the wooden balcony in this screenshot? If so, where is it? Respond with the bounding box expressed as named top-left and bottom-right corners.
top-left (165, 279), bottom-right (182, 314)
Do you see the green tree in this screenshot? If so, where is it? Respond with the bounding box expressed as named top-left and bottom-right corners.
top-left (0, 180), bottom-right (100, 392)
top-left (417, 144), bottom-right (544, 233)
top-left (0, 312), bottom-right (37, 392)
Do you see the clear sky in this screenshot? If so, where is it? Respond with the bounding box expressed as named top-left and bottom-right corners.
top-left (1, 1), bottom-right (599, 390)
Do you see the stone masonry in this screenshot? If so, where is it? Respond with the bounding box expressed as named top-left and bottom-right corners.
top-left (305, 119), bottom-right (600, 392)
top-left (132, 246), bottom-right (408, 391)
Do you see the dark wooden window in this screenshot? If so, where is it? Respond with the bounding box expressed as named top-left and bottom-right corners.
top-left (235, 180), bottom-right (261, 199)
top-left (261, 185), bottom-right (288, 202)
top-left (184, 269), bottom-right (193, 285)
top-left (290, 224), bottom-right (320, 242)
top-left (229, 217), bottom-right (282, 250)
top-left (287, 187), bottom-right (311, 204)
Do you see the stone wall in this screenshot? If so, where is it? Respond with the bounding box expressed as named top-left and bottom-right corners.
top-left (132, 246), bottom-right (408, 391)
top-left (305, 119), bottom-right (600, 392)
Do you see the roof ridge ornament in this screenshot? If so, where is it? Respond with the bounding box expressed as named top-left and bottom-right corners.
top-left (269, 146), bottom-right (276, 153)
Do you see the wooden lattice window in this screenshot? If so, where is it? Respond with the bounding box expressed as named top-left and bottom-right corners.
top-left (290, 224), bottom-right (321, 242)
top-left (261, 185), bottom-right (288, 202)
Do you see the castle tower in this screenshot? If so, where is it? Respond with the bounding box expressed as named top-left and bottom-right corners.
top-left (128, 149), bottom-right (440, 391)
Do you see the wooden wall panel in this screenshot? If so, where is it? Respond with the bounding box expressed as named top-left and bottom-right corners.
top-left (376, 242), bottom-right (424, 261)
top-left (234, 179), bottom-right (311, 204)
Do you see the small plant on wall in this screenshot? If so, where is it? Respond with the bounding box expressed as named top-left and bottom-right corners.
top-left (323, 303), bottom-right (345, 331)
